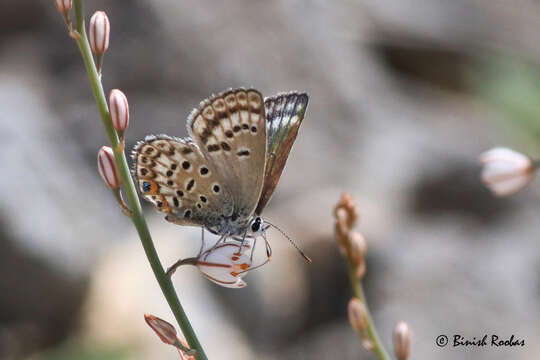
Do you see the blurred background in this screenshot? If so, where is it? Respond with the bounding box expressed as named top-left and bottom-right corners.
top-left (2, 0), bottom-right (540, 359)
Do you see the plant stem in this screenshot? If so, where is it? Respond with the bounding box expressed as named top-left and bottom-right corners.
top-left (347, 260), bottom-right (392, 360)
top-left (71, 2), bottom-right (207, 358)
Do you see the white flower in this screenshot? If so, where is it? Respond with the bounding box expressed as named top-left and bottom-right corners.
top-left (109, 89), bottom-right (129, 133)
top-left (89, 11), bottom-right (110, 55)
top-left (196, 243), bottom-right (251, 288)
top-left (480, 147), bottom-right (534, 197)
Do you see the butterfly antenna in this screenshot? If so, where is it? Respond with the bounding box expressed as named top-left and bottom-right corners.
top-left (264, 219), bottom-right (312, 264)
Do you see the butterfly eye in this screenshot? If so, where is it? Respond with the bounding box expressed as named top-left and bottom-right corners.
top-left (250, 217), bottom-right (264, 233)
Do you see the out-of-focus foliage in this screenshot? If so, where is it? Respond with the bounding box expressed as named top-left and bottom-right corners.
top-left (475, 56), bottom-right (540, 147)
top-left (36, 343), bottom-right (131, 360)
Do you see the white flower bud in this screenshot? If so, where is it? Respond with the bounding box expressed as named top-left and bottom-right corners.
top-left (480, 147), bottom-right (534, 197)
top-left (54, 0), bottom-right (72, 13)
top-left (89, 11), bottom-right (110, 55)
top-left (109, 89), bottom-right (129, 133)
top-left (97, 146), bottom-right (121, 190)
top-left (393, 321), bottom-right (412, 360)
top-left (196, 243), bottom-right (251, 288)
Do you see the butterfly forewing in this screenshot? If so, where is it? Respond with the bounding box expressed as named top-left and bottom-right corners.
top-left (255, 92), bottom-right (308, 214)
top-left (132, 135), bottom-right (234, 227)
top-left (187, 89), bottom-right (267, 220)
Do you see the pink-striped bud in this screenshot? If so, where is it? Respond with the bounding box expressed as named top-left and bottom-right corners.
top-left (89, 11), bottom-right (110, 55)
top-left (97, 146), bottom-right (121, 190)
top-left (54, 0), bottom-right (72, 13)
top-left (144, 314), bottom-right (177, 346)
top-left (109, 89), bottom-right (129, 133)
top-left (196, 243), bottom-right (251, 288)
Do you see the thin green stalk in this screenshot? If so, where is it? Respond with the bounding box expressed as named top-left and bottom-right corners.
top-left (347, 261), bottom-right (392, 360)
top-left (70, 2), bottom-right (207, 358)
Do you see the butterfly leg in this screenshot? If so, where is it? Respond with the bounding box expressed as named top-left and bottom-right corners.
top-left (262, 230), bottom-right (272, 260)
top-left (238, 228), bottom-right (250, 254)
top-left (249, 235), bottom-right (258, 262)
top-left (197, 226), bottom-right (205, 257)
top-left (238, 232), bottom-right (271, 275)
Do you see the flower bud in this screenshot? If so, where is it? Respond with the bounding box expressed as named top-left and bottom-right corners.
top-left (109, 89), bottom-right (129, 133)
top-left (393, 321), bottom-right (412, 360)
top-left (196, 243), bottom-right (251, 288)
top-left (479, 147), bottom-right (534, 197)
top-left (361, 337), bottom-right (375, 351)
top-left (334, 192), bottom-right (359, 228)
top-left (355, 260), bottom-right (366, 279)
top-left (54, 0), bottom-right (72, 13)
top-left (97, 146), bottom-right (121, 190)
top-left (144, 314), bottom-right (177, 346)
top-left (349, 232), bottom-right (366, 265)
top-left (89, 11), bottom-right (110, 55)
top-left (347, 298), bottom-right (367, 333)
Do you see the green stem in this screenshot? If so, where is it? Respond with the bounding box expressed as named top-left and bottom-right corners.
top-left (71, 2), bottom-right (207, 359)
top-left (347, 261), bottom-right (392, 360)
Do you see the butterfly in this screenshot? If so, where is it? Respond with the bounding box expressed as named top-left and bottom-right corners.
top-left (132, 88), bottom-right (310, 268)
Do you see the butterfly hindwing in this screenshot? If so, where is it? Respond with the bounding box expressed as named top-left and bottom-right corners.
top-left (255, 92), bottom-right (308, 214)
top-left (187, 88), bottom-right (267, 221)
top-left (132, 135), bottom-right (234, 227)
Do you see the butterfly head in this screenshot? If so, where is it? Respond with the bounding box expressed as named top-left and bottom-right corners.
top-left (248, 216), bottom-right (264, 236)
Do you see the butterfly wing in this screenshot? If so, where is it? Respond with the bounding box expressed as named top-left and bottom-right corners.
top-left (254, 92), bottom-right (309, 215)
top-left (187, 88), bottom-right (267, 220)
top-left (132, 135), bottom-right (234, 227)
